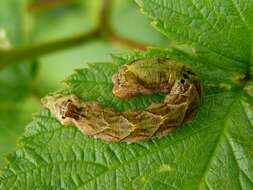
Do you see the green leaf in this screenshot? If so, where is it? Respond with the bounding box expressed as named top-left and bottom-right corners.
top-left (136, 0), bottom-right (253, 71)
top-left (0, 0), bottom-right (26, 46)
top-left (1, 47), bottom-right (253, 189)
top-left (1, 1), bottom-right (253, 190)
top-left (0, 97), bottom-right (40, 168)
top-left (0, 0), bottom-right (35, 101)
top-left (111, 1), bottom-right (168, 46)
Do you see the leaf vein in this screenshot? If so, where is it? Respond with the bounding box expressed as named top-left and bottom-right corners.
top-left (75, 124), bottom-right (217, 189)
top-left (229, 0), bottom-right (251, 31)
top-left (195, 94), bottom-right (239, 189)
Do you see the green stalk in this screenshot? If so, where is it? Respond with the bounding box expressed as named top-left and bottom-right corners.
top-left (0, 29), bottom-right (101, 68)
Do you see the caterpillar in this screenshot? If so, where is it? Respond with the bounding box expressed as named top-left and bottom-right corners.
top-left (42, 58), bottom-right (202, 143)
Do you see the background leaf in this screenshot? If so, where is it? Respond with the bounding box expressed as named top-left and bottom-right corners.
top-left (0, 0), bottom-right (41, 167)
top-left (33, 0), bottom-right (166, 93)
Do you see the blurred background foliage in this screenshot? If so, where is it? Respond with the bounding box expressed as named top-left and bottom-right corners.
top-left (0, 0), bottom-right (167, 167)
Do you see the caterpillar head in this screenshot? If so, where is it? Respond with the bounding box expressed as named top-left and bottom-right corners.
top-left (179, 66), bottom-right (202, 97)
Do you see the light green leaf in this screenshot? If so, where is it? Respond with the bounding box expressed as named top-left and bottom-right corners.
top-left (0, 0), bottom-right (40, 166)
top-left (0, 97), bottom-right (40, 168)
top-left (111, 1), bottom-right (168, 46)
top-left (0, 0), bottom-right (35, 101)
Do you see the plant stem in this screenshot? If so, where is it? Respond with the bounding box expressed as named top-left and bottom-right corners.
top-left (110, 33), bottom-right (147, 51)
top-left (0, 29), bottom-right (101, 68)
top-left (28, 0), bottom-right (77, 12)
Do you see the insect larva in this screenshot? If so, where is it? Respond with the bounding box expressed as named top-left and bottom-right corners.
top-left (42, 58), bottom-right (202, 143)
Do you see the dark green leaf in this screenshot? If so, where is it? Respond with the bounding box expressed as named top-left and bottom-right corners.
top-left (136, 0), bottom-right (253, 71)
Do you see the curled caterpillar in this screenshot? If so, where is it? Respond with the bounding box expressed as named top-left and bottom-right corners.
top-left (42, 58), bottom-right (202, 143)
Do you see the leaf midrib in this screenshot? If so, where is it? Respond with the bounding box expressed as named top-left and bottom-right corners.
top-left (195, 92), bottom-right (241, 190)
